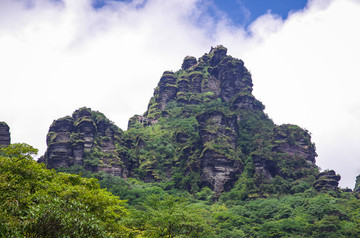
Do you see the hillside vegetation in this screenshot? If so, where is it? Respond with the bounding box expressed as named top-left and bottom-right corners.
top-left (2, 46), bottom-right (360, 237)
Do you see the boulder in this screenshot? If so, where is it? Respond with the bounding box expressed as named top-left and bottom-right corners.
top-left (181, 56), bottom-right (197, 70)
top-left (0, 122), bottom-right (10, 147)
top-left (272, 124), bottom-right (317, 164)
top-left (41, 107), bottom-right (128, 178)
top-left (313, 170), bottom-right (341, 192)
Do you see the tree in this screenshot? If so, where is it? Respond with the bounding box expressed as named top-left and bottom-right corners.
top-left (0, 143), bottom-right (128, 237)
top-left (122, 194), bottom-right (214, 237)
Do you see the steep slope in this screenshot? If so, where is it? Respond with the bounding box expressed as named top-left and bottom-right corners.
top-left (126, 46), bottom-right (318, 194)
top-left (41, 46), bottom-right (322, 195)
top-left (39, 107), bottom-right (129, 177)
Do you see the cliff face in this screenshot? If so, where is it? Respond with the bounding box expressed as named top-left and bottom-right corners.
top-left (146, 46), bottom-right (259, 118)
top-left (126, 46), bottom-right (319, 194)
top-left (41, 46), bottom-right (326, 195)
top-left (314, 170), bottom-right (341, 192)
top-left (39, 107), bottom-right (128, 177)
top-left (0, 122), bottom-right (10, 147)
top-left (197, 111), bottom-right (241, 193)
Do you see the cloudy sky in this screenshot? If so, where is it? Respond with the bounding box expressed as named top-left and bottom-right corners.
top-left (1, 0), bottom-right (360, 188)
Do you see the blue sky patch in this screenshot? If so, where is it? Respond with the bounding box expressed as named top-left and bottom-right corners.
top-left (213, 0), bottom-right (308, 27)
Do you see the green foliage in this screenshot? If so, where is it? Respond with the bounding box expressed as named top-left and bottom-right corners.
top-left (0, 143), bottom-right (38, 160)
top-left (213, 193), bottom-right (360, 237)
top-left (122, 194), bottom-right (214, 237)
top-left (4, 144), bottom-right (360, 237)
top-left (6, 47), bottom-right (360, 237)
top-left (0, 143), bottom-right (127, 237)
top-left (237, 110), bottom-right (274, 155)
top-left (195, 187), bottom-right (215, 204)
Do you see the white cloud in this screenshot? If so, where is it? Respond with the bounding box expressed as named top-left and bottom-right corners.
top-left (0, 0), bottom-right (359, 188)
top-left (239, 0), bottom-right (360, 188)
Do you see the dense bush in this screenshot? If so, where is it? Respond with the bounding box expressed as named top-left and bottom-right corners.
top-left (3, 144), bottom-right (360, 237)
top-left (0, 144), bottom-right (127, 237)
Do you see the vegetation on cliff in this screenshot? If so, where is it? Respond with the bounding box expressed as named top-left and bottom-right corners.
top-left (3, 143), bottom-right (360, 237)
top-left (3, 46), bottom-right (360, 237)
top-left (42, 46), bottom-right (320, 198)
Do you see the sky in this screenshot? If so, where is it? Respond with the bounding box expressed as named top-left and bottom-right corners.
top-left (1, 0), bottom-right (360, 188)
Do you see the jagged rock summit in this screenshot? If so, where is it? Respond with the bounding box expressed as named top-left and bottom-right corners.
top-left (41, 46), bottom-right (326, 195)
top-left (142, 45), bottom-right (261, 117)
top-left (39, 107), bottom-right (128, 177)
top-left (314, 170), bottom-right (341, 192)
top-left (0, 122), bottom-right (10, 147)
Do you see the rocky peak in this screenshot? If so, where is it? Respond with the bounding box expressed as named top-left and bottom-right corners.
top-left (209, 45), bottom-right (227, 66)
top-left (43, 46), bottom-right (322, 196)
top-left (124, 46), bottom-right (319, 194)
top-left (313, 170), bottom-right (341, 192)
top-left (40, 107), bottom-right (127, 177)
top-left (0, 122), bottom-right (10, 147)
top-left (272, 124), bottom-right (317, 164)
top-left (181, 56), bottom-right (197, 70)
top-left (141, 45), bottom-right (258, 122)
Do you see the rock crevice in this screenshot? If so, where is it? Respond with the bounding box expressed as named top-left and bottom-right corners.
top-left (39, 107), bottom-right (127, 177)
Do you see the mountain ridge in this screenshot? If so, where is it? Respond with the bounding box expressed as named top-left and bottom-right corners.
top-left (39, 46), bottom-right (341, 195)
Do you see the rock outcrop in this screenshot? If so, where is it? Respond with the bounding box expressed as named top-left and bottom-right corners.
top-left (249, 124), bottom-right (317, 181)
top-left (42, 46), bottom-right (321, 195)
top-left (39, 107), bottom-right (128, 177)
top-left (144, 45), bottom-right (261, 122)
top-left (313, 170), bottom-right (341, 191)
top-left (130, 46), bottom-right (318, 194)
top-left (0, 122), bottom-right (10, 147)
top-left (197, 111), bottom-right (241, 193)
top-left (272, 124), bottom-right (317, 164)
top-left (138, 46), bottom-right (264, 193)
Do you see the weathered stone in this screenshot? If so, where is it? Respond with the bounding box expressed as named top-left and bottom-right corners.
top-left (200, 149), bottom-right (242, 194)
top-left (197, 111), bottom-right (241, 194)
top-left (42, 46), bottom-right (324, 196)
top-left (210, 45), bottom-right (227, 66)
top-left (313, 170), bottom-right (341, 191)
top-left (157, 71), bottom-right (178, 110)
top-left (178, 76), bottom-right (190, 93)
top-left (252, 153), bottom-right (278, 180)
top-left (145, 45), bottom-right (255, 119)
top-left (189, 72), bottom-right (203, 93)
top-left (0, 122), bottom-right (10, 147)
top-left (249, 124), bottom-right (317, 181)
top-left (181, 56), bottom-right (197, 70)
top-left (41, 107), bottom-right (128, 177)
top-left (138, 46), bottom-right (321, 193)
top-left (272, 124), bottom-right (317, 164)
top-left (231, 93), bottom-right (256, 110)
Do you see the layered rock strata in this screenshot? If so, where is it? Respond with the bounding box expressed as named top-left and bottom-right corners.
top-left (197, 111), bottom-right (241, 193)
top-left (139, 46), bottom-right (318, 193)
top-left (313, 170), bottom-right (341, 191)
top-left (39, 107), bottom-right (127, 177)
top-left (42, 46), bottom-right (321, 194)
top-left (0, 122), bottom-right (10, 147)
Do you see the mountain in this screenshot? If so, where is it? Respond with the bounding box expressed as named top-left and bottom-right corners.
top-left (38, 108), bottom-right (127, 177)
top-left (4, 46), bottom-right (360, 237)
top-left (39, 46), bottom-right (339, 195)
